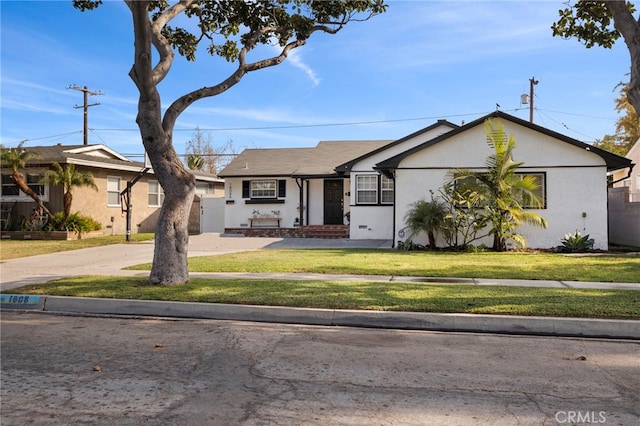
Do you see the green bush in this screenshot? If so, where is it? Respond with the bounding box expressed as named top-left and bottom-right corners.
top-left (45, 212), bottom-right (102, 233)
top-left (558, 231), bottom-right (594, 253)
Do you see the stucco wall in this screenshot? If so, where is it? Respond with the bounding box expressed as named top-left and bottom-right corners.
top-left (223, 177), bottom-right (352, 229)
top-left (349, 205), bottom-right (393, 239)
top-left (223, 177), bottom-right (300, 229)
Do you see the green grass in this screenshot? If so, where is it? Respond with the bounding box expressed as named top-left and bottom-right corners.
top-left (9, 276), bottom-right (640, 319)
top-left (128, 249), bottom-right (640, 283)
top-left (0, 234), bottom-right (155, 260)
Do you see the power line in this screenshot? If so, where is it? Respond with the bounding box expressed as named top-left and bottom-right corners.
top-left (8, 107), bottom-right (615, 146)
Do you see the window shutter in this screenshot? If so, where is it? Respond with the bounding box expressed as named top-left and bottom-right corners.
top-left (242, 181), bottom-right (250, 198)
top-left (278, 180), bottom-right (286, 197)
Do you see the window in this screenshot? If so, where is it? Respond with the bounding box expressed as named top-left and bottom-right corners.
top-left (356, 175), bottom-right (378, 204)
top-left (1, 175), bottom-right (19, 196)
top-left (516, 173), bottom-right (546, 209)
top-left (250, 180), bottom-right (276, 198)
top-left (26, 174), bottom-right (45, 196)
top-left (107, 176), bottom-right (121, 206)
top-left (195, 181), bottom-right (214, 195)
top-left (453, 173), bottom-right (546, 209)
top-left (1, 173), bottom-right (46, 199)
top-left (148, 180), bottom-right (164, 207)
top-left (380, 175), bottom-right (394, 204)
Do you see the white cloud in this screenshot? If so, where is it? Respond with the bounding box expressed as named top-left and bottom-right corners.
top-left (286, 49), bottom-right (321, 87)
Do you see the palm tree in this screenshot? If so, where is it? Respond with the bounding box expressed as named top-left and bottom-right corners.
top-left (450, 118), bottom-right (547, 251)
top-left (0, 142), bottom-right (52, 216)
top-left (403, 198), bottom-right (446, 249)
top-left (43, 162), bottom-right (98, 218)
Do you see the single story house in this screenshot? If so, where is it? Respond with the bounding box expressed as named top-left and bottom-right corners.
top-left (1, 144), bottom-right (224, 235)
top-left (219, 111), bottom-right (633, 250)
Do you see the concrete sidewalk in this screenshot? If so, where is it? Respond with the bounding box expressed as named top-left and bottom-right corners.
top-left (1, 233), bottom-right (639, 339)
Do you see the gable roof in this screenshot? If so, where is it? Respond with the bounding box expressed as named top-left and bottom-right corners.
top-left (2, 143), bottom-right (222, 182)
top-left (375, 111), bottom-right (634, 174)
top-left (218, 140), bottom-right (393, 178)
top-left (335, 119), bottom-right (459, 174)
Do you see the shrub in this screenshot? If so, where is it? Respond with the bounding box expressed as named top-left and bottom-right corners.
top-left (45, 212), bottom-right (102, 233)
top-left (558, 231), bottom-right (594, 253)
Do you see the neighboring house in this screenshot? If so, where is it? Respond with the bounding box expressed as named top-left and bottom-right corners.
top-left (220, 111), bottom-right (633, 250)
top-left (612, 137), bottom-right (640, 197)
top-left (609, 137), bottom-right (640, 246)
top-left (0, 144), bottom-right (223, 235)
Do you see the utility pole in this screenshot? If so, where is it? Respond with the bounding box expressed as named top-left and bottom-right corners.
top-left (529, 77), bottom-right (539, 123)
top-left (68, 85), bottom-right (104, 145)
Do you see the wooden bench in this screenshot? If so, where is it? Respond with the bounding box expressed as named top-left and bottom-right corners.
top-left (248, 217), bottom-right (282, 228)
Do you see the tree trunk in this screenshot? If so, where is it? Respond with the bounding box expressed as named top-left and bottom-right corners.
top-left (63, 192), bottom-right (72, 218)
top-left (607, 1), bottom-right (640, 116)
top-left (427, 231), bottom-right (436, 250)
top-left (12, 171), bottom-right (52, 216)
top-left (137, 94), bottom-right (195, 285)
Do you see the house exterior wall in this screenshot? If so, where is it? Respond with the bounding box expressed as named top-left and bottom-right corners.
top-left (223, 177), bottom-right (299, 229)
top-left (223, 176), bottom-right (351, 230)
top-left (1, 166), bottom-right (218, 235)
top-left (612, 139), bottom-right (640, 200)
top-left (71, 168), bottom-right (161, 235)
top-left (391, 123), bottom-right (610, 250)
top-left (349, 205), bottom-right (393, 239)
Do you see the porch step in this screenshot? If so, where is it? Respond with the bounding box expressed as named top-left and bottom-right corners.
top-left (223, 225), bottom-right (349, 239)
top-left (301, 225), bottom-right (349, 239)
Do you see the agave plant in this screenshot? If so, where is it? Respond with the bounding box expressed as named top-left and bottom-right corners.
top-left (558, 231), bottom-right (595, 253)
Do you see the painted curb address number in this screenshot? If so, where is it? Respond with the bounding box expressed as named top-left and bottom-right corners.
top-left (1, 294), bottom-right (41, 305)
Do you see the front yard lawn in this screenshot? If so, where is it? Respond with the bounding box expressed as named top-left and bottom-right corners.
top-left (9, 276), bottom-right (640, 320)
top-left (128, 249), bottom-right (640, 283)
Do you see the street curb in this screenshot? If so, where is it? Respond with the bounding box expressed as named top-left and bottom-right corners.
top-left (3, 295), bottom-right (637, 339)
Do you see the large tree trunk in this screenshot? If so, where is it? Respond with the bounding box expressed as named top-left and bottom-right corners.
top-left (137, 97), bottom-right (195, 285)
top-left (608, 1), bottom-right (640, 116)
top-left (128, 1), bottom-right (195, 285)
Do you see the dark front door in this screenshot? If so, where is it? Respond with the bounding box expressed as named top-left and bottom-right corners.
top-left (323, 180), bottom-right (344, 225)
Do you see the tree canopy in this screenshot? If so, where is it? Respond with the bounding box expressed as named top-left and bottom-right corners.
top-left (594, 81), bottom-right (640, 156)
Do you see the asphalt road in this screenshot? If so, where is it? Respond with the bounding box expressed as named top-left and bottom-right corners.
top-left (2, 311), bottom-right (639, 425)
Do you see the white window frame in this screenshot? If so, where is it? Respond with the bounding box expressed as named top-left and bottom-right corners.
top-left (107, 176), bottom-right (121, 207)
top-left (250, 180), bottom-right (276, 199)
top-left (195, 181), bottom-right (214, 195)
top-left (148, 180), bottom-right (165, 207)
top-left (355, 175), bottom-right (378, 205)
top-left (380, 175), bottom-right (394, 204)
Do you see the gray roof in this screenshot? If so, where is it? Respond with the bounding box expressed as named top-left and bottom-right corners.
top-left (218, 140), bottom-right (393, 178)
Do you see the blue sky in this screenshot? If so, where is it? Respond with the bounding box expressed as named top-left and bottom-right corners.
top-left (0, 1), bottom-right (632, 161)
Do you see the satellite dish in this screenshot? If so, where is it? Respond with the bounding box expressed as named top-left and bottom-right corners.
top-left (144, 151), bottom-right (151, 169)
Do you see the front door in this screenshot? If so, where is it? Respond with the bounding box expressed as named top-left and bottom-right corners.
top-left (324, 180), bottom-right (343, 225)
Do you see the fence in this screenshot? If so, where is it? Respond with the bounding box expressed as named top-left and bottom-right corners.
top-left (608, 187), bottom-right (640, 247)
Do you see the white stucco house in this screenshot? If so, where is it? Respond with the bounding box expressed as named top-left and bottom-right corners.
top-left (219, 111), bottom-right (633, 250)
